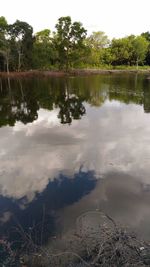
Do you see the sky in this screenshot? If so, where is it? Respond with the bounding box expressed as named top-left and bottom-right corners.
top-left (1, 0), bottom-right (150, 39)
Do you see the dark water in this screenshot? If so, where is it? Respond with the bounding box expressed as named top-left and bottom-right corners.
top-left (1, 73), bottom-right (150, 250)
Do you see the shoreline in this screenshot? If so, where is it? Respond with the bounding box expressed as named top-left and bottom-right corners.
top-left (0, 68), bottom-right (150, 78)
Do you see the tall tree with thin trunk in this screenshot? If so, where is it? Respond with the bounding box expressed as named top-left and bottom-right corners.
top-left (0, 16), bottom-right (10, 73)
top-left (55, 16), bottom-right (87, 71)
top-left (132, 36), bottom-right (148, 69)
top-left (10, 20), bottom-right (33, 71)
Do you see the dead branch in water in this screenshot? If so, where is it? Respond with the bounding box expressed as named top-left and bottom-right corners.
top-left (2, 211), bottom-right (150, 266)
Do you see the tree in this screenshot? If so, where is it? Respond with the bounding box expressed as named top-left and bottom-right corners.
top-left (132, 36), bottom-right (148, 69)
top-left (10, 20), bottom-right (33, 70)
top-left (86, 31), bottom-right (109, 49)
top-left (111, 36), bottom-right (134, 66)
top-left (141, 32), bottom-right (150, 65)
top-left (141, 32), bottom-right (150, 42)
top-left (99, 47), bottom-right (114, 65)
top-left (0, 17), bottom-right (11, 73)
top-left (0, 16), bottom-right (7, 31)
top-left (110, 35), bottom-right (148, 67)
top-left (85, 31), bottom-right (110, 66)
top-left (32, 29), bottom-right (57, 69)
top-left (55, 16), bottom-right (87, 70)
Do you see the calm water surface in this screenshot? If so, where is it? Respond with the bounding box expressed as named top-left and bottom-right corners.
top-left (1, 73), bottom-right (150, 247)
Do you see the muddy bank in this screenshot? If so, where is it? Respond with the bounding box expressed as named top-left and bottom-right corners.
top-left (69, 68), bottom-right (150, 75)
top-left (0, 70), bottom-right (66, 78)
top-left (0, 69), bottom-right (150, 78)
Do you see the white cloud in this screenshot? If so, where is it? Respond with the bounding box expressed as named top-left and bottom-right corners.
top-left (1, 101), bottom-right (150, 201)
top-left (13, 109), bottom-right (60, 136)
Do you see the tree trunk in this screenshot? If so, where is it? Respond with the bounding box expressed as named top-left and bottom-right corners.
top-left (6, 53), bottom-right (9, 75)
top-left (136, 57), bottom-right (139, 70)
top-left (0, 79), bottom-right (2, 92)
top-left (65, 47), bottom-right (69, 72)
top-left (0, 50), bottom-right (10, 74)
top-left (18, 50), bottom-right (21, 72)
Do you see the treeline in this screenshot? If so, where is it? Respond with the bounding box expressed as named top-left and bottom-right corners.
top-left (0, 15), bottom-right (150, 72)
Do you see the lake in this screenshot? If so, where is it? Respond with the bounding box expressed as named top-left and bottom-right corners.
top-left (1, 73), bottom-right (150, 255)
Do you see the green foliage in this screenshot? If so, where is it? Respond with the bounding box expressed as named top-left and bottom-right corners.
top-left (132, 36), bottom-right (148, 68)
top-left (141, 32), bottom-right (150, 65)
top-left (0, 18), bottom-right (34, 71)
top-left (110, 35), bottom-right (148, 68)
top-left (111, 36), bottom-right (134, 65)
top-left (55, 16), bottom-right (87, 70)
top-left (0, 16), bottom-right (7, 29)
top-left (85, 31), bottom-right (110, 66)
top-left (86, 31), bottom-right (109, 49)
top-left (0, 16), bottom-right (9, 71)
top-left (32, 29), bottom-right (57, 69)
top-left (0, 16), bottom-right (150, 71)
top-left (10, 20), bottom-right (34, 70)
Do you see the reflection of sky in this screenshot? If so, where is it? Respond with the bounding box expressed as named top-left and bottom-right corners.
top-left (1, 100), bottom-right (150, 204)
top-left (58, 172), bottom-right (150, 240)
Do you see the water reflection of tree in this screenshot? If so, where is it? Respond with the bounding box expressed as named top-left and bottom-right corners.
top-left (1, 75), bottom-right (150, 128)
top-left (143, 80), bottom-right (150, 113)
top-left (108, 75), bottom-right (143, 105)
top-left (0, 78), bottom-right (86, 127)
top-left (56, 82), bottom-right (86, 124)
top-left (0, 78), bottom-right (39, 127)
top-left (108, 74), bottom-right (150, 113)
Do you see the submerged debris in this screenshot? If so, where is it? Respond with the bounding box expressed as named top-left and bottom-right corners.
top-left (2, 211), bottom-right (150, 267)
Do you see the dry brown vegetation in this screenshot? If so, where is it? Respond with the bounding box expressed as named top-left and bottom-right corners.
top-left (12, 211), bottom-right (150, 267)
